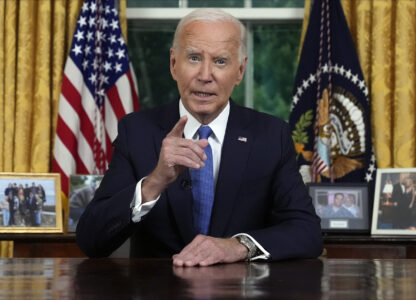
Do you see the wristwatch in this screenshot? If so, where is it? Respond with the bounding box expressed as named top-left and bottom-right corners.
top-left (235, 235), bottom-right (257, 260)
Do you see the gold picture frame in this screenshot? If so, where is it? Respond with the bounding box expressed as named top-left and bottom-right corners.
top-left (0, 173), bottom-right (63, 233)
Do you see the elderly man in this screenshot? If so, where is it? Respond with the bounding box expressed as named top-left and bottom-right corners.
top-left (76, 8), bottom-right (322, 266)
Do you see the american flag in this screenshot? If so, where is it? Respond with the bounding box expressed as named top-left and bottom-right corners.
top-left (52, 0), bottom-right (139, 194)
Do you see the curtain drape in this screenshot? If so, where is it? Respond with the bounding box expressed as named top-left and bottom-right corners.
top-left (0, 0), bottom-right (83, 173)
top-left (302, 0), bottom-right (416, 168)
top-left (0, 0), bottom-right (128, 173)
top-left (0, 0), bottom-right (128, 256)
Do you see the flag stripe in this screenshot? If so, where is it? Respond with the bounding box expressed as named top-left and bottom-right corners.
top-left (107, 84), bottom-right (126, 121)
top-left (127, 70), bottom-right (140, 111)
top-left (78, 133), bottom-right (95, 173)
top-left (52, 157), bottom-right (69, 195)
top-left (54, 135), bottom-right (76, 177)
top-left (58, 95), bottom-right (80, 135)
top-left (55, 117), bottom-right (90, 176)
top-left (53, 0), bottom-right (139, 194)
top-left (105, 133), bottom-right (113, 164)
top-left (115, 74), bottom-right (133, 113)
top-left (105, 95), bottom-right (118, 142)
top-left (61, 75), bottom-right (82, 116)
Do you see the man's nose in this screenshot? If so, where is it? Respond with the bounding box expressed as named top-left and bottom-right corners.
top-left (198, 60), bottom-right (213, 82)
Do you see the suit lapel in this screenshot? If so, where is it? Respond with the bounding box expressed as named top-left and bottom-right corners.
top-left (210, 102), bottom-right (253, 237)
top-left (153, 100), bottom-right (196, 244)
top-left (151, 100), bottom-right (253, 241)
top-left (166, 171), bottom-right (195, 244)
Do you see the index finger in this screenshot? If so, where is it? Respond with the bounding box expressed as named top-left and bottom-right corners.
top-left (167, 115), bottom-right (188, 138)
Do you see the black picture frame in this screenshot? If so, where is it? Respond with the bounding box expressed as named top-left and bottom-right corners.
top-left (307, 183), bottom-right (370, 233)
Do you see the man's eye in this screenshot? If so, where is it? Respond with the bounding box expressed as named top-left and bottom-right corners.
top-left (216, 59), bottom-right (226, 65)
top-left (189, 56), bottom-right (200, 62)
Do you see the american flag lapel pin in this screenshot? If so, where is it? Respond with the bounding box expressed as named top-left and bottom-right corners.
top-left (238, 136), bottom-right (247, 142)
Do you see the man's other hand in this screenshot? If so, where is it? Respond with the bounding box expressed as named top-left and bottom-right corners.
top-left (172, 235), bottom-right (248, 267)
top-left (142, 116), bottom-right (208, 202)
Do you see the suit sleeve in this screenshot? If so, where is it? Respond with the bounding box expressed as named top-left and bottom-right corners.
top-left (246, 122), bottom-right (323, 260)
top-left (76, 118), bottom-right (139, 257)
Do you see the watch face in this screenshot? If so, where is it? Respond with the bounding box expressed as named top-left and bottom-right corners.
top-left (238, 236), bottom-right (256, 258)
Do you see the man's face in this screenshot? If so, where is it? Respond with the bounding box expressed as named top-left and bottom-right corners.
top-left (170, 21), bottom-right (247, 124)
top-left (334, 194), bottom-right (344, 207)
top-left (399, 173), bottom-right (408, 184)
top-left (344, 197), bottom-right (353, 207)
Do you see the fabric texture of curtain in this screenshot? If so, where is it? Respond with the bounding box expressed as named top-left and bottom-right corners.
top-left (302, 0), bottom-right (416, 168)
top-left (0, 0), bottom-right (128, 173)
top-left (0, 0), bottom-right (82, 173)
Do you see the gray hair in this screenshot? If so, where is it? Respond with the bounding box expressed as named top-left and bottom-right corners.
top-left (172, 8), bottom-right (247, 63)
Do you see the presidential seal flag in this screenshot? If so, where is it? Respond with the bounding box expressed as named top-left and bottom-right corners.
top-left (52, 0), bottom-right (139, 195)
top-left (289, 0), bottom-right (376, 184)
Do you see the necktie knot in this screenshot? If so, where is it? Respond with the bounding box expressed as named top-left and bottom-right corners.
top-left (198, 126), bottom-right (213, 140)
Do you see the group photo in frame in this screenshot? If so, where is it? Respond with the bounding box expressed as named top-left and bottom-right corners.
top-left (371, 168), bottom-right (416, 235)
top-left (308, 183), bottom-right (369, 232)
top-left (68, 174), bottom-right (103, 232)
top-left (0, 173), bottom-right (62, 233)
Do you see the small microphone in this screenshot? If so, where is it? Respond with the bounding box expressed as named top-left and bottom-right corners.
top-left (181, 179), bottom-right (192, 190)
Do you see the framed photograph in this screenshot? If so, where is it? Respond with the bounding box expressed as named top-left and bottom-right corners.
top-left (308, 183), bottom-right (369, 232)
top-left (68, 174), bottom-right (103, 232)
top-left (371, 168), bottom-right (416, 235)
top-left (0, 173), bottom-right (62, 233)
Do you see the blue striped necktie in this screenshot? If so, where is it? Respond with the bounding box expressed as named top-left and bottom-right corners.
top-left (190, 126), bottom-right (214, 235)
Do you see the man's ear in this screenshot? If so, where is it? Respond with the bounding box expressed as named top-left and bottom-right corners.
top-left (235, 56), bottom-right (248, 86)
top-left (170, 48), bottom-right (177, 81)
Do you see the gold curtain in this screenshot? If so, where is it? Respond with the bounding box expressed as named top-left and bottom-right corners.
top-left (302, 0), bottom-right (416, 168)
top-left (120, 0), bottom-right (128, 41)
top-left (0, 0), bottom-right (127, 173)
top-left (0, 0), bottom-right (83, 173)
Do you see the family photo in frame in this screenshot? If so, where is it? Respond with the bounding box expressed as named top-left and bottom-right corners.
top-left (0, 173), bottom-right (62, 233)
top-left (371, 168), bottom-right (416, 235)
top-left (308, 183), bottom-right (369, 232)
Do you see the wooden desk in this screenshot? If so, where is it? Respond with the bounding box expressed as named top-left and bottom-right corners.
top-left (0, 234), bottom-right (85, 257)
top-left (324, 235), bottom-right (416, 259)
top-left (0, 258), bottom-right (415, 299)
top-left (3, 234), bottom-right (416, 259)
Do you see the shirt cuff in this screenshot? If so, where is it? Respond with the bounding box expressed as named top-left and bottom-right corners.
top-left (131, 177), bottom-right (160, 223)
top-left (232, 233), bottom-right (271, 261)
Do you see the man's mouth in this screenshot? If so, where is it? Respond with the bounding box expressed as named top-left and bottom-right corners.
top-left (193, 91), bottom-right (216, 98)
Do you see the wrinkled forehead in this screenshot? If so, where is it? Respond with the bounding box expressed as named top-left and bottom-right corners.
top-left (180, 21), bottom-right (241, 50)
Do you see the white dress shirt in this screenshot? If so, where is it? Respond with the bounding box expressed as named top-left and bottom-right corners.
top-left (131, 100), bottom-right (270, 260)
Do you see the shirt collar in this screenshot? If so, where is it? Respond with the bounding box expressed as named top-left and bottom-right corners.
top-left (179, 99), bottom-right (229, 145)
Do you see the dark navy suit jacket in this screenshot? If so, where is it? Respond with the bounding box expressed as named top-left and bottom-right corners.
top-left (76, 100), bottom-right (323, 260)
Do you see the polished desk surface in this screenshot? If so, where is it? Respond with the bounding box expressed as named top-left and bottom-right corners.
top-left (0, 258), bottom-right (415, 299)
